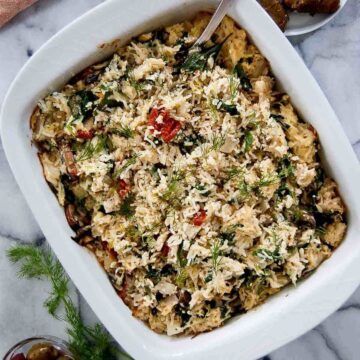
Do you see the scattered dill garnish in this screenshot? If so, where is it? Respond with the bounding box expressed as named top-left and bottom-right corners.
top-left (270, 113), bottom-right (289, 130)
top-left (77, 135), bottom-right (107, 162)
top-left (238, 179), bottom-right (252, 200)
top-left (253, 247), bottom-right (283, 263)
top-left (229, 71), bottom-right (240, 102)
top-left (161, 172), bottom-right (184, 205)
top-left (243, 130), bottom-right (253, 153)
top-left (256, 173), bottom-right (279, 188)
top-left (114, 154), bottom-right (138, 177)
top-left (212, 99), bottom-right (239, 116)
top-left (225, 166), bottom-right (243, 180)
top-left (181, 35), bottom-right (231, 72)
top-left (119, 193), bottom-right (136, 218)
top-left (109, 124), bottom-right (134, 139)
top-left (278, 155), bottom-right (294, 179)
top-left (211, 239), bottom-right (223, 274)
top-left (177, 242), bottom-right (188, 268)
top-left (6, 245), bottom-right (132, 360)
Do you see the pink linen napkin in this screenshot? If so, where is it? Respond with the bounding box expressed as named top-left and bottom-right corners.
top-left (0, 0), bottom-right (38, 28)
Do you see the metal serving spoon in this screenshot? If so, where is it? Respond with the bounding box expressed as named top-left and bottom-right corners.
top-left (194, 0), bottom-right (236, 47)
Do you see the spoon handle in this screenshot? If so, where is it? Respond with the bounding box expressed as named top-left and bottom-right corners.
top-left (194, 0), bottom-right (236, 46)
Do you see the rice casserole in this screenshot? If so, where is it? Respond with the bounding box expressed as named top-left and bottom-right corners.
top-left (30, 13), bottom-right (347, 336)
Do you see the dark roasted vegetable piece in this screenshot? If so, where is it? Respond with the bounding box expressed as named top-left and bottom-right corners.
top-left (284, 0), bottom-right (340, 13)
top-left (260, 0), bottom-right (289, 31)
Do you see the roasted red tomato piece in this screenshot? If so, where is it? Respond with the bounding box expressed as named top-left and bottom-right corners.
top-left (192, 209), bottom-right (207, 226)
top-left (117, 179), bottom-right (130, 199)
top-left (76, 128), bottom-right (94, 139)
top-left (161, 242), bottom-right (170, 257)
top-left (148, 107), bottom-right (181, 143)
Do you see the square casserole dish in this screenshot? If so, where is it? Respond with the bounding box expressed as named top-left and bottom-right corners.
top-left (1, 0), bottom-right (360, 359)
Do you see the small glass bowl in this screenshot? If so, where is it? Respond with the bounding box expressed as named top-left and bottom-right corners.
top-left (3, 336), bottom-right (74, 360)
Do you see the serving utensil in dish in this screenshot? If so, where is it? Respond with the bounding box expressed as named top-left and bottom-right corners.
top-left (1, 0), bottom-right (360, 359)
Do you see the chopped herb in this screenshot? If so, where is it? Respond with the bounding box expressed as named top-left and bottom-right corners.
top-left (270, 113), bottom-right (289, 130)
top-left (256, 173), bottom-right (279, 188)
top-left (211, 239), bottom-right (222, 274)
top-left (219, 230), bottom-right (236, 245)
top-left (205, 272), bottom-right (213, 283)
top-left (76, 135), bottom-right (107, 162)
top-left (243, 130), bottom-right (253, 152)
top-left (225, 166), bottom-right (244, 180)
top-left (195, 184), bottom-right (210, 196)
top-left (212, 99), bottom-right (239, 116)
top-left (253, 247), bottom-right (283, 263)
top-left (119, 193), bottom-right (136, 218)
top-left (161, 172), bottom-right (184, 206)
top-left (177, 242), bottom-right (188, 268)
top-left (68, 90), bottom-right (97, 119)
top-left (109, 124), bottom-right (134, 139)
top-left (99, 91), bottom-right (124, 109)
top-left (114, 154), bottom-right (138, 177)
top-left (128, 75), bottom-right (154, 95)
top-left (175, 269), bottom-right (188, 287)
top-left (229, 72), bottom-right (240, 102)
top-left (181, 35), bottom-right (231, 72)
top-left (278, 155), bottom-right (294, 179)
top-left (238, 180), bottom-right (252, 200)
top-left (234, 63), bottom-right (252, 91)
top-left (211, 133), bottom-right (226, 152)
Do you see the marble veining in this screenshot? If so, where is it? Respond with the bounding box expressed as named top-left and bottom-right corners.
top-left (0, 0), bottom-right (359, 358)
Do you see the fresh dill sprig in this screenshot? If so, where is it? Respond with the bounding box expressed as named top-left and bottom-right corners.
top-left (109, 124), bottom-right (134, 139)
top-left (211, 239), bottom-right (222, 274)
top-left (161, 172), bottom-right (184, 207)
top-left (229, 72), bottom-right (240, 103)
top-left (253, 247), bottom-right (283, 263)
top-left (238, 179), bottom-right (252, 200)
top-left (77, 136), bottom-right (107, 162)
top-left (256, 173), bottom-right (279, 188)
top-left (225, 166), bottom-right (243, 180)
top-left (6, 245), bottom-right (132, 360)
top-left (119, 193), bottom-right (136, 218)
top-left (114, 154), bottom-right (138, 178)
top-left (211, 133), bottom-right (226, 151)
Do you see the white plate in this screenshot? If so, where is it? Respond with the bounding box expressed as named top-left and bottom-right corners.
top-left (257, 0), bottom-right (349, 36)
top-left (286, 0), bottom-right (348, 36)
top-left (1, 1), bottom-right (360, 359)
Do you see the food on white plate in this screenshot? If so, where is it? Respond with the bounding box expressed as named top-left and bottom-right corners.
top-left (31, 13), bottom-right (346, 336)
top-left (260, 0), bottom-right (340, 31)
top-left (260, 0), bottom-right (289, 31)
top-left (284, 0), bottom-right (340, 13)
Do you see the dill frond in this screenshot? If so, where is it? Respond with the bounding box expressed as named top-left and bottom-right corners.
top-left (119, 193), bottom-right (136, 218)
top-left (109, 124), bottom-right (134, 139)
top-left (114, 154), bottom-right (138, 178)
top-left (77, 136), bottom-right (107, 162)
top-left (211, 239), bottom-right (223, 274)
top-left (6, 245), bottom-right (131, 360)
top-left (256, 173), bottom-right (279, 188)
top-left (225, 166), bottom-right (243, 180)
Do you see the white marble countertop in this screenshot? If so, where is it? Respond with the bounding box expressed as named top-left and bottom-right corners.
top-left (0, 0), bottom-right (359, 359)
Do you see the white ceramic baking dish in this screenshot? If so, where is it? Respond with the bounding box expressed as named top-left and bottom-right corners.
top-left (1, 1), bottom-right (360, 359)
